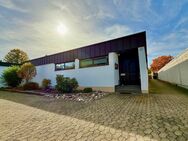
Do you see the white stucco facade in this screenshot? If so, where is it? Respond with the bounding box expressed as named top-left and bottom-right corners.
top-left (138, 47), bottom-right (149, 93)
top-left (33, 52), bottom-right (119, 92)
top-left (32, 50), bottom-right (148, 93)
top-left (158, 49), bottom-right (188, 89)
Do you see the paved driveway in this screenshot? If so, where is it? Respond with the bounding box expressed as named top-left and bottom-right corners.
top-left (1, 99), bottom-right (135, 141)
top-left (0, 94), bottom-right (188, 141)
top-left (0, 80), bottom-right (188, 141)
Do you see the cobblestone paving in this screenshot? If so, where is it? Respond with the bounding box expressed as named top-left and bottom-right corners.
top-left (70, 94), bottom-right (188, 141)
top-left (0, 93), bottom-right (188, 141)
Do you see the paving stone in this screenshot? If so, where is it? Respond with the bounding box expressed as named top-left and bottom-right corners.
top-left (159, 132), bottom-right (167, 138)
top-left (144, 129), bottom-right (152, 134)
top-left (174, 130), bottom-right (183, 136)
top-left (176, 136), bottom-right (186, 141)
top-left (0, 90), bottom-right (188, 141)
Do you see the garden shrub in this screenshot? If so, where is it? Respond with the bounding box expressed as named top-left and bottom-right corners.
top-left (17, 62), bottom-right (37, 84)
top-left (23, 82), bottom-right (39, 90)
top-left (83, 87), bottom-right (93, 93)
top-left (73, 89), bottom-right (83, 93)
top-left (42, 79), bottom-right (51, 89)
top-left (1, 66), bottom-right (22, 87)
top-left (55, 75), bottom-right (78, 93)
top-left (0, 87), bottom-right (5, 90)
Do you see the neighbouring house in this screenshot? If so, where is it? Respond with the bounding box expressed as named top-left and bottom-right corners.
top-left (31, 32), bottom-right (148, 93)
top-left (158, 48), bottom-right (188, 89)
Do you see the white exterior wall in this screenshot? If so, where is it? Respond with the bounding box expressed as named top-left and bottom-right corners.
top-left (109, 52), bottom-right (119, 86)
top-left (0, 66), bottom-right (8, 87)
top-left (32, 52), bottom-right (119, 92)
top-left (158, 49), bottom-right (188, 89)
top-left (138, 47), bottom-right (148, 93)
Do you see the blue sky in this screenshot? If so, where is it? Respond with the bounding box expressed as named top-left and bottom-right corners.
top-left (0, 0), bottom-right (188, 65)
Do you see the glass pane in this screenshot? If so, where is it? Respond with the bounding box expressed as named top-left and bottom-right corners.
top-left (80, 59), bottom-right (93, 67)
top-left (94, 57), bottom-right (108, 65)
top-left (65, 62), bottom-right (75, 69)
top-left (56, 63), bottom-right (64, 70)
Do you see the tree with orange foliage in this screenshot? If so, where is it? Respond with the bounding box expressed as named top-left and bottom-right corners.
top-left (150, 55), bottom-right (174, 72)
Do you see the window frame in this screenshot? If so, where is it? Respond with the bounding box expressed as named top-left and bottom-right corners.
top-left (79, 56), bottom-right (109, 68)
top-left (79, 58), bottom-right (93, 68)
top-left (93, 56), bottom-right (109, 66)
top-left (64, 62), bottom-right (75, 70)
top-left (55, 61), bottom-right (75, 71)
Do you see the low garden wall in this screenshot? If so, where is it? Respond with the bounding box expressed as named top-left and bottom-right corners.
top-left (158, 49), bottom-right (188, 89)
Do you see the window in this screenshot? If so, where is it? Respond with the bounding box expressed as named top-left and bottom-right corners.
top-left (55, 61), bottom-right (75, 71)
top-left (80, 56), bottom-right (108, 68)
top-left (80, 59), bottom-right (93, 68)
top-left (55, 64), bottom-right (65, 70)
top-left (64, 62), bottom-right (75, 69)
top-left (93, 57), bottom-right (108, 66)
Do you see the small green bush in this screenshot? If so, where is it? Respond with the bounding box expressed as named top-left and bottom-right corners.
top-left (55, 75), bottom-right (64, 92)
top-left (42, 79), bottom-right (51, 89)
top-left (1, 66), bottom-right (22, 87)
top-left (55, 75), bottom-right (78, 93)
top-left (83, 87), bottom-right (93, 93)
top-left (73, 89), bottom-right (83, 93)
top-left (23, 82), bottom-right (39, 90)
top-left (0, 87), bottom-right (5, 90)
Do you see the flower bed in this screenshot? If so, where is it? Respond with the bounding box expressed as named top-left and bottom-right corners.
top-left (58, 91), bottom-right (109, 103)
top-left (3, 88), bottom-right (110, 103)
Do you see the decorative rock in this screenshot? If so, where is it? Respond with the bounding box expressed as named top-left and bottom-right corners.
top-left (77, 97), bottom-right (84, 102)
top-left (53, 92), bottom-right (110, 102)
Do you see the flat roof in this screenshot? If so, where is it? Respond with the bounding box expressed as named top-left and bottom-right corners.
top-left (0, 62), bottom-right (17, 67)
top-left (31, 31), bottom-right (147, 66)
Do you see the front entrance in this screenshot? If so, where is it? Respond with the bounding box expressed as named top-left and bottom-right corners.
top-left (119, 49), bottom-right (140, 85)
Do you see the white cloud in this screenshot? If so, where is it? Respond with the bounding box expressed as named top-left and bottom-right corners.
top-left (104, 24), bottom-right (133, 38)
top-left (84, 9), bottom-right (115, 20)
top-left (174, 17), bottom-right (188, 29)
top-left (113, 0), bottom-right (158, 22)
top-left (0, 0), bottom-right (187, 64)
top-left (0, 0), bottom-right (27, 12)
top-left (148, 30), bottom-right (188, 58)
top-left (0, 0), bottom-right (134, 60)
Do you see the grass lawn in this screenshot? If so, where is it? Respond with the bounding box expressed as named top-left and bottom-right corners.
top-left (149, 79), bottom-right (188, 95)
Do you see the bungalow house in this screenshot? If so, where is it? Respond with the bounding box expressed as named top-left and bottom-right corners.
top-left (31, 32), bottom-right (148, 93)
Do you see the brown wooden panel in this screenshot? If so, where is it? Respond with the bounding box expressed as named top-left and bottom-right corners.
top-left (105, 42), bottom-right (111, 53)
top-left (73, 49), bottom-right (77, 59)
top-left (78, 48), bottom-right (82, 59)
top-left (85, 47), bottom-right (91, 58)
top-left (90, 45), bottom-right (95, 58)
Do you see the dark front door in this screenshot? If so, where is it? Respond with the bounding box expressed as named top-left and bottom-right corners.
top-left (119, 50), bottom-right (140, 85)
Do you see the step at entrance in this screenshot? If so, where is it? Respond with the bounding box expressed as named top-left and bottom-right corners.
top-left (115, 85), bottom-right (141, 94)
